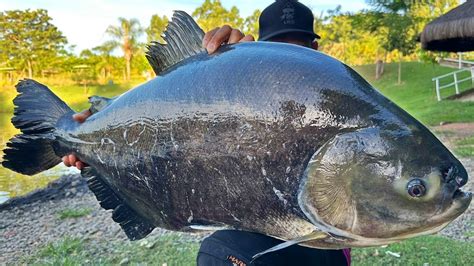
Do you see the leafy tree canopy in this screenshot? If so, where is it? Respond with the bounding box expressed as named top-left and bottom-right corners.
top-left (0, 9), bottom-right (67, 77)
top-left (192, 0), bottom-right (244, 32)
top-left (146, 14), bottom-right (168, 43)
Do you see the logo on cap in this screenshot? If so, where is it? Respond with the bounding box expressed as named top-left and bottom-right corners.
top-left (281, 2), bottom-right (295, 25)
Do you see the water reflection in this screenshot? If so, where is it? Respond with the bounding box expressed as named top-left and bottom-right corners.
top-left (0, 112), bottom-right (77, 204)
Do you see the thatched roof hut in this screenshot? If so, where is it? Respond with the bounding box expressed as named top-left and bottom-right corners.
top-left (421, 0), bottom-right (474, 52)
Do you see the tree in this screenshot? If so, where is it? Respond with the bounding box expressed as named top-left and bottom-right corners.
top-left (408, 0), bottom-right (458, 63)
top-left (365, 1), bottom-right (417, 84)
top-left (365, 0), bottom-right (458, 84)
top-left (244, 9), bottom-right (261, 39)
top-left (146, 15), bottom-right (168, 43)
top-left (106, 18), bottom-right (143, 81)
top-left (316, 7), bottom-right (382, 66)
top-left (92, 42), bottom-right (116, 82)
top-left (192, 0), bottom-right (244, 32)
top-left (0, 9), bottom-right (67, 78)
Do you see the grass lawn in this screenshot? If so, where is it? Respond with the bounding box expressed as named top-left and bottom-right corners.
top-left (0, 79), bottom-right (143, 113)
top-left (455, 134), bottom-right (474, 157)
top-left (57, 207), bottom-right (92, 220)
top-left (24, 234), bottom-right (200, 265)
top-left (25, 234), bottom-right (473, 265)
top-left (354, 62), bottom-right (474, 126)
top-left (352, 235), bottom-right (474, 265)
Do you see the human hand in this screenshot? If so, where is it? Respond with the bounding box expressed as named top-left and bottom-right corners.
top-left (72, 109), bottom-right (92, 123)
top-left (62, 109), bottom-right (92, 170)
top-left (202, 25), bottom-right (255, 54)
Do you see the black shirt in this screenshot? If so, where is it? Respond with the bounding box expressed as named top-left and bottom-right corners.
top-left (197, 230), bottom-right (348, 266)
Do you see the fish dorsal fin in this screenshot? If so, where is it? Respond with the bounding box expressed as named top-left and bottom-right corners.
top-left (146, 11), bottom-right (205, 75)
top-left (251, 231), bottom-right (328, 262)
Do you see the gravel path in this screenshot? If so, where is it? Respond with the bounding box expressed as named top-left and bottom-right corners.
top-left (0, 175), bottom-right (200, 264)
top-left (1, 127), bottom-right (473, 264)
top-left (0, 176), bottom-right (125, 263)
top-left (438, 157), bottom-right (473, 241)
top-left (433, 124), bottom-right (474, 241)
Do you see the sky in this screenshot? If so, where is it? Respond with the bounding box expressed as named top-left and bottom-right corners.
top-left (0, 0), bottom-right (368, 54)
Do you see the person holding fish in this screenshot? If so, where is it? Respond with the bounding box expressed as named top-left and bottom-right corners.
top-left (62, 1), bottom-right (350, 265)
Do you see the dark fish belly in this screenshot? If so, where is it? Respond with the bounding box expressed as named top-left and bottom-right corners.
top-left (80, 112), bottom-right (342, 235)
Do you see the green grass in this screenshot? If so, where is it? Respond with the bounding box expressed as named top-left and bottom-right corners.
top-left (57, 208), bottom-right (92, 219)
top-left (33, 237), bottom-right (86, 265)
top-left (25, 234), bottom-right (472, 265)
top-left (352, 235), bottom-right (473, 265)
top-left (0, 79), bottom-right (143, 113)
top-left (354, 62), bottom-right (474, 126)
top-left (454, 135), bottom-right (474, 157)
top-left (25, 234), bottom-right (200, 265)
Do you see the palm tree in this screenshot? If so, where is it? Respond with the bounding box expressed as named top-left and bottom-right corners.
top-left (93, 41), bottom-right (116, 82)
top-left (106, 18), bottom-right (143, 81)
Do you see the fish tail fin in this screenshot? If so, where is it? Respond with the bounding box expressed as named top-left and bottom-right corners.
top-left (2, 79), bottom-right (74, 175)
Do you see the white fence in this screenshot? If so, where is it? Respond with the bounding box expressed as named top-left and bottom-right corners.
top-left (441, 58), bottom-right (474, 69)
top-left (432, 67), bottom-right (474, 101)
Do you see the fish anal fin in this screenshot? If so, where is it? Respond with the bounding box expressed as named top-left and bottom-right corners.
top-left (112, 204), bottom-right (155, 241)
top-left (146, 11), bottom-right (205, 75)
top-left (81, 167), bottom-right (155, 240)
top-left (251, 231), bottom-right (328, 262)
top-left (83, 167), bottom-right (121, 210)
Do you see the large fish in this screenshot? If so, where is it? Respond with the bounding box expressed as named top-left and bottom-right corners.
top-left (2, 11), bottom-right (471, 254)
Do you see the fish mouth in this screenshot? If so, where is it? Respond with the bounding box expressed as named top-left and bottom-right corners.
top-left (439, 187), bottom-right (472, 223)
top-left (452, 188), bottom-right (472, 204)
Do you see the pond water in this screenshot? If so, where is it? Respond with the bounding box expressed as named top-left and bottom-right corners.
top-left (0, 112), bottom-right (79, 204)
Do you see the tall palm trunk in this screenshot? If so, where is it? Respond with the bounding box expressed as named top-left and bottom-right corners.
top-left (123, 33), bottom-right (133, 81)
top-left (124, 52), bottom-right (132, 81)
top-left (106, 17), bottom-right (143, 81)
top-left (397, 53), bottom-right (402, 85)
top-left (27, 59), bottom-right (33, 78)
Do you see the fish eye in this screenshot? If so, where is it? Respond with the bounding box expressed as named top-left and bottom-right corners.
top-left (407, 179), bottom-right (426, 198)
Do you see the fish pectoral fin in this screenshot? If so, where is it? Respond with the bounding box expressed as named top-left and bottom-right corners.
top-left (188, 220), bottom-right (231, 231)
top-left (82, 167), bottom-right (154, 240)
top-left (251, 231), bottom-right (328, 262)
top-left (88, 95), bottom-right (115, 114)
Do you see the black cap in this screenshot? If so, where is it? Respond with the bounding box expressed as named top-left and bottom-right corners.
top-left (258, 0), bottom-right (320, 41)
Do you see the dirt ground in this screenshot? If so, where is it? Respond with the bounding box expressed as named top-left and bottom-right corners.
top-left (434, 123), bottom-right (474, 139)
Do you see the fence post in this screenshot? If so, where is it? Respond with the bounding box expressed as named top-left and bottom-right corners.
top-left (471, 67), bottom-right (474, 85)
top-left (436, 79), bottom-right (441, 101)
top-left (454, 72), bottom-right (459, 94)
top-left (458, 53), bottom-right (462, 69)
